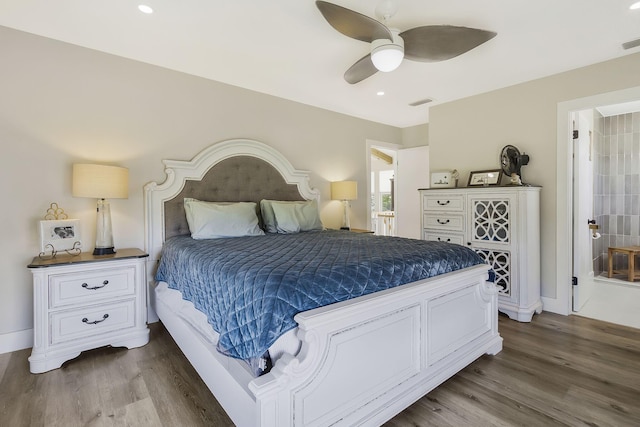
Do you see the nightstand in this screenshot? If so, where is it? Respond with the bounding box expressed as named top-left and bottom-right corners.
top-left (27, 248), bottom-right (150, 373)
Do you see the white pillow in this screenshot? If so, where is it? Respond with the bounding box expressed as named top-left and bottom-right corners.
top-left (261, 199), bottom-right (323, 233)
top-left (259, 199), bottom-right (280, 233)
top-left (184, 198), bottom-right (264, 239)
top-left (270, 199), bottom-right (323, 234)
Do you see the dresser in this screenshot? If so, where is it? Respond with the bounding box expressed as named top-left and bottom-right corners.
top-left (27, 248), bottom-right (150, 373)
top-left (419, 187), bottom-right (542, 322)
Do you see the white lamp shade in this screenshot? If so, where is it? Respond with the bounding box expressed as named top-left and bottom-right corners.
top-left (331, 181), bottom-right (358, 201)
top-left (72, 164), bottom-right (129, 199)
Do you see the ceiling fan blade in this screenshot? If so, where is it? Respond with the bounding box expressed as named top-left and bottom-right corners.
top-left (344, 54), bottom-right (378, 84)
top-left (400, 25), bottom-right (497, 62)
top-left (316, 1), bottom-right (392, 43)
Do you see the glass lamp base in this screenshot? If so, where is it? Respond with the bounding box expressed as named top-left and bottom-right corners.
top-left (94, 199), bottom-right (116, 256)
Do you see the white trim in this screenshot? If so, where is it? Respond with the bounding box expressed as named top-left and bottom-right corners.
top-left (541, 296), bottom-right (565, 315)
top-left (554, 86), bottom-right (640, 316)
top-left (0, 328), bottom-right (33, 355)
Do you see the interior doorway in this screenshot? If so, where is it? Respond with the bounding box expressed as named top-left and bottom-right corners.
top-left (369, 146), bottom-right (397, 236)
top-left (366, 141), bottom-right (430, 238)
top-left (570, 101), bottom-right (640, 329)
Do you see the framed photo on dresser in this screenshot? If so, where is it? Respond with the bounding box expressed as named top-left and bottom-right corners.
top-left (468, 170), bottom-right (502, 187)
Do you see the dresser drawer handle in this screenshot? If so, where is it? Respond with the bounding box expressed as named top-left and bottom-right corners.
top-left (82, 280), bottom-right (109, 290)
top-left (437, 219), bottom-right (450, 224)
top-left (82, 314), bottom-right (109, 325)
top-left (437, 237), bottom-right (451, 242)
top-left (437, 200), bottom-right (450, 206)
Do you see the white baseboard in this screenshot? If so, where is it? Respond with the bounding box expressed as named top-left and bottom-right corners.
top-left (0, 328), bottom-right (33, 355)
top-left (541, 296), bottom-right (569, 316)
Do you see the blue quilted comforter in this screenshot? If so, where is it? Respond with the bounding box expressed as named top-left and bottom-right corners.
top-left (156, 230), bottom-right (487, 361)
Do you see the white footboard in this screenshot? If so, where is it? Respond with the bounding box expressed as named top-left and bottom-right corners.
top-left (155, 262), bottom-right (500, 427)
top-left (245, 263), bottom-right (502, 427)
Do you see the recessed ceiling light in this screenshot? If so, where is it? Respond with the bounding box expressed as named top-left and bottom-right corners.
top-left (377, 91), bottom-right (385, 96)
top-left (631, 1), bottom-right (640, 10)
top-left (138, 4), bottom-right (153, 14)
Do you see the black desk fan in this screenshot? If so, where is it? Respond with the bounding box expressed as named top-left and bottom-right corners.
top-left (500, 145), bottom-right (529, 185)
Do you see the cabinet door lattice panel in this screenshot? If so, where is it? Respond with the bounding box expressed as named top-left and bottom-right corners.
top-left (472, 200), bottom-right (510, 243)
top-left (475, 249), bottom-right (511, 296)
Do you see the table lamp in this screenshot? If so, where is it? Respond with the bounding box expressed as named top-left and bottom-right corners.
top-left (72, 164), bottom-right (129, 255)
top-left (331, 181), bottom-right (357, 230)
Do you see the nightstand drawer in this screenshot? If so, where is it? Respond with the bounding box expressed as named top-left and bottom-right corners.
top-left (422, 194), bottom-right (464, 211)
top-left (423, 214), bottom-right (464, 231)
top-left (49, 267), bottom-right (135, 308)
top-left (50, 299), bottom-right (136, 345)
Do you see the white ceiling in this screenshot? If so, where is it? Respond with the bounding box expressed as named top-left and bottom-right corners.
top-left (1, 0), bottom-right (639, 128)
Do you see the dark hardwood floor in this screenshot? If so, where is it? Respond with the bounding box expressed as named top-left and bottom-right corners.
top-left (1, 312), bottom-right (638, 426)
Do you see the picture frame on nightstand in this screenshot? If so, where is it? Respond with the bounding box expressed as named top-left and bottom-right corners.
top-left (39, 219), bottom-right (81, 253)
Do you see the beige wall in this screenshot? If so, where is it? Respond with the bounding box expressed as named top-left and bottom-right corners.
top-left (428, 52), bottom-right (640, 304)
top-left (401, 123), bottom-right (429, 148)
top-left (0, 26), bottom-right (402, 345)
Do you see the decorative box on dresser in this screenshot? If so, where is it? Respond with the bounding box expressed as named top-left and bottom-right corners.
top-left (27, 248), bottom-right (150, 373)
top-left (419, 186), bottom-right (542, 322)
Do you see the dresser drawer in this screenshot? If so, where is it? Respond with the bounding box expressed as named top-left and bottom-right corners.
top-left (422, 194), bottom-right (464, 211)
top-left (423, 232), bottom-right (465, 246)
top-left (50, 299), bottom-right (136, 345)
top-left (423, 214), bottom-right (465, 231)
top-left (49, 267), bottom-right (136, 308)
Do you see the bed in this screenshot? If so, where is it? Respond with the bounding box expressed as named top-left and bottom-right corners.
top-left (144, 138), bottom-right (503, 427)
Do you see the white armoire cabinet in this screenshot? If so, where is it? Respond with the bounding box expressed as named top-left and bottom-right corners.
top-left (420, 186), bottom-right (542, 322)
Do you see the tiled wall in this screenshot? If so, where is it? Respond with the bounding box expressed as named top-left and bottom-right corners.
top-left (593, 110), bottom-right (640, 274)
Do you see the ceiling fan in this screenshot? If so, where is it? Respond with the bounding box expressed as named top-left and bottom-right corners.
top-left (316, 0), bottom-right (497, 84)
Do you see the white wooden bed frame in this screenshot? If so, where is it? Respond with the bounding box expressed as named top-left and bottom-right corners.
top-left (144, 139), bottom-right (503, 427)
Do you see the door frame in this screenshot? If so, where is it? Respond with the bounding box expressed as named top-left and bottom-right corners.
top-left (554, 85), bottom-right (640, 315)
top-left (571, 110), bottom-right (596, 312)
top-left (366, 139), bottom-right (400, 232)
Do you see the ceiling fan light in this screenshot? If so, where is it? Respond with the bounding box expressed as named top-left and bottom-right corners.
top-left (371, 39), bottom-right (404, 72)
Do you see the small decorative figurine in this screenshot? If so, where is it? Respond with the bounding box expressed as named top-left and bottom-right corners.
top-left (451, 169), bottom-right (460, 188)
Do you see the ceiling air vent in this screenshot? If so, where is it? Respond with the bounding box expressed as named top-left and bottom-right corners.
top-left (622, 38), bottom-right (640, 50)
top-left (409, 98), bottom-right (433, 107)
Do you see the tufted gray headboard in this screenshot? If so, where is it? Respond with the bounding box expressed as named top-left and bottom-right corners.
top-left (145, 139), bottom-right (320, 266)
top-left (164, 155), bottom-right (305, 239)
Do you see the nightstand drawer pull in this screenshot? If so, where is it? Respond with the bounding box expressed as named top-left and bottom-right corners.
top-left (81, 280), bottom-right (109, 290)
top-left (437, 237), bottom-right (451, 242)
top-left (82, 314), bottom-right (109, 325)
top-left (437, 219), bottom-right (450, 224)
top-left (437, 200), bottom-right (450, 206)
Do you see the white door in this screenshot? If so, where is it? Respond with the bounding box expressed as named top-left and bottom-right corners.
top-left (396, 146), bottom-right (429, 239)
top-left (572, 111), bottom-right (595, 311)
